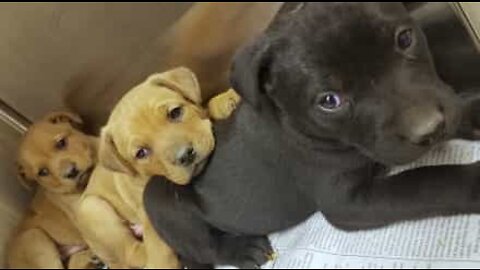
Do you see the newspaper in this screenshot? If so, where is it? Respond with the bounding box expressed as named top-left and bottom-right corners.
top-left (263, 140), bottom-right (480, 269)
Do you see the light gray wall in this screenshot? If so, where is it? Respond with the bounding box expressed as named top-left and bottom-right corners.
top-left (0, 3), bottom-right (191, 122)
top-left (0, 121), bottom-right (29, 266)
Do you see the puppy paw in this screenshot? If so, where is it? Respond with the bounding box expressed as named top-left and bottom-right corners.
top-left (217, 235), bottom-right (275, 269)
top-left (208, 88), bottom-right (241, 120)
top-left (90, 256), bottom-right (109, 269)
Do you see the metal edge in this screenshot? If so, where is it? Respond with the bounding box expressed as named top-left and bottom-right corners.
top-left (0, 99), bottom-right (31, 135)
top-left (449, 2), bottom-right (480, 52)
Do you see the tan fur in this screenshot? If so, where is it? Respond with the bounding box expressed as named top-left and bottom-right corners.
top-left (76, 67), bottom-right (240, 269)
top-left (65, 3), bottom-right (280, 133)
top-left (164, 3), bottom-right (282, 100)
top-left (8, 112), bottom-right (99, 269)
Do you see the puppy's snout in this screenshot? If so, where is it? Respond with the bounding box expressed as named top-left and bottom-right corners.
top-left (403, 108), bottom-right (446, 147)
top-left (64, 163), bottom-right (80, 179)
top-left (415, 117), bottom-right (445, 146)
top-left (177, 146), bottom-right (197, 167)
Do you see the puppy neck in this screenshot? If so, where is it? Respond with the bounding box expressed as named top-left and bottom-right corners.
top-left (113, 171), bottom-right (149, 190)
top-left (40, 188), bottom-right (82, 218)
top-left (281, 116), bottom-right (355, 153)
top-left (88, 136), bottom-right (100, 155)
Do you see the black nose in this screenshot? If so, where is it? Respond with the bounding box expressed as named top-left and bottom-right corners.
top-left (177, 147), bottom-right (197, 166)
top-left (65, 165), bottom-right (80, 179)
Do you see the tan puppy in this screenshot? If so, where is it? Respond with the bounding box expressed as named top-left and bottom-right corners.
top-left (76, 67), bottom-right (240, 269)
top-left (8, 112), bottom-right (100, 269)
top-left (65, 3), bottom-right (281, 134)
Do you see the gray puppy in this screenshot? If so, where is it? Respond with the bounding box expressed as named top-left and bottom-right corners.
top-left (144, 3), bottom-right (480, 269)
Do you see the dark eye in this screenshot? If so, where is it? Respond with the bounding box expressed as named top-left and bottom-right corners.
top-left (135, 147), bottom-right (151, 160)
top-left (167, 106), bottom-right (183, 122)
top-left (38, 168), bottom-right (50, 177)
top-left (397, 28), bottom-right (413, 50)
top-left (317, 92), bottom-right (344, 112)
top-left (55, 137), bottom-right (68, 150)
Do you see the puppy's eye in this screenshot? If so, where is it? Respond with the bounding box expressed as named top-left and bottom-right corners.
top-left (397, 28), bottom-right (413, 50)
top-left (38, 168), bottom-right (50, 177)
top-left (55, 137), bottom-right (68, 150)
top-left (167, 106), bottom-right (183, 122)
top-left (135, 147), bottom-right (151, 160)
top-left (317, 92), bottom-right (344, 112)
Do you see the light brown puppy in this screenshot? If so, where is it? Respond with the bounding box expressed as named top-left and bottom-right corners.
top-left (8, 112), bottom-right (100, 269)
top-left (76, 67), bottom-right (240, 269)
top-left (65, 3), bottom-right (280, 134)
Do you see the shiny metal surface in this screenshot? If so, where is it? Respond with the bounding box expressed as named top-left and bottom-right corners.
top-left (0, 99), bottom-right (30, 134)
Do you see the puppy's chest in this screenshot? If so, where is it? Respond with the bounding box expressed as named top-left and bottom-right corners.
top-left (113, 176), bottom-right (145, 223)
top-left (27, 195), bottom-right (84, 245)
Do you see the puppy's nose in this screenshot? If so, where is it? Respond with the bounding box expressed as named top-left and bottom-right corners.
top-left (65, 164), bottom-right (80, 179)
top-left (177, 146), bottom-right (197, 166)
top-left (407, 109), bottom-right (445, 146)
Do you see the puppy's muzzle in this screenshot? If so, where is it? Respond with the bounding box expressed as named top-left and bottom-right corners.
top-left (64, 163), bottom-right (80, 179)
top-left (398, 105), bottom-right (446, 147)
top-left (176, 146), bottom-right (197, 167)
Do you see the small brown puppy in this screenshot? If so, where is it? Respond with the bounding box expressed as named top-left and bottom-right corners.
top-left (76, 67), bottom-right (240, 269)
top-left (8, 112), bottom-right (100, 269)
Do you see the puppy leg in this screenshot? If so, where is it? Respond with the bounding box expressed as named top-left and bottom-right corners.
top-left (76, 196), bottom-right (146, 268)
top-left (322, 162), bottom-right (480, 231)
top-left (8, 228), bottom-right (64, 269)
top-left (67, 250), bottom-right (95, 269)
top-left (142, 216), bottom-right (180, 269)
top-left (143, 178), bottom-right (273, 268)
top-left (207, 88), bottom-right (241, 120)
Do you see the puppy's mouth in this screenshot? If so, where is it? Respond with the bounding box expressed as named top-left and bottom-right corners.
top-left (192, 159), bottom-right (208, 177)
top-left (76, 166), bottom-right (94, 190)
top-left (177, 154), bottom-right (207, 177)
top-left (175, 137), bottom-right (214, 178)
top-left (176, 146), bottom-right (208, 168)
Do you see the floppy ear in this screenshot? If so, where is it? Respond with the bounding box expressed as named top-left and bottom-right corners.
top-left (43, 111), bottom-right (83, 129)
top-left (16, 162), bottom-right (36, 190)
top-left (230, 35), bottom-right (273, 110)
top-left (98, 129), bottom-right (137, 176)
top-left (147, 67), bottom-right (202, 105)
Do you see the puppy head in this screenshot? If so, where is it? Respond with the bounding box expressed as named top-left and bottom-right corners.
top-left (17, 111), bottom-right (96, 193)
top-left (99, 67), bottom-right (214, 185)
top-left (232, 2), bottom-right (461, 165)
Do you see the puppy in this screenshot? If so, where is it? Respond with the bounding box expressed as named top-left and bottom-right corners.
top-left (65, 3), bottom-right (281, 134)
top-left (143, 2), bottom-right (480, 268)
top-left (75, 67), bottom-right (240, 268)
top-left (9, 112), bottom-right (100, 269)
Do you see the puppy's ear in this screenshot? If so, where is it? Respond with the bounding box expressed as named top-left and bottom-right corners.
top-left (148, 67), bottom-right (202, 105)
top-left (16, 162), bottom-right (36, 190)
top-left (230, 35), bottom-right (273, 109)
top-left (44, 111), bottom-right (83, 129)
top-left (98, 129), bottom-right (137, 176)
